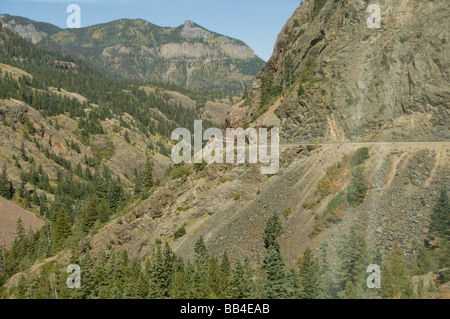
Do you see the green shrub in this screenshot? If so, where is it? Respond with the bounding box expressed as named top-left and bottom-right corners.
top-left (351, 147), bottom-right (370, 167)
top-left (283, 207), bottom-right (292, 217)
top-left (141, 192), bottom-right (151, 200)
top-left (298, 84), bottom-right (305, 97)
top-left (303, 200), bottom-right (316, 209)
top-left (234, 193), bottom-right (241, 202)
top-left (255, 72), bottom-right (283, 119)
top-left (316, 156), bottom-right (349, 199)
top-left (124, 130), bottom-right (131, 143)
top-left (219, 177), bottom-right (233, 184)
top-left (194, 160), bottom-right (207, 172)
top-left (174, 226), bottom-right (186, 239)
top-left (310, 191), bottom-right (347, 238)
top-left (324, 191), bottom-right (347, 218)
top-left (347, 166), bottom-right (368, 207)
top-left (313, 0), bottom-right (328, 18)
top-left (170, 165), bottom-right (191, 179)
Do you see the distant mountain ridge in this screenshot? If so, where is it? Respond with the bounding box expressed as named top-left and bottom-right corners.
top-left (0, 14), bottom-right (265, 94)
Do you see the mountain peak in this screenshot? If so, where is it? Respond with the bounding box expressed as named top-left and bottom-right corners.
top-left (181, 19), bottom-right (213, 40)
top-left (184, 19), bottom-right (194, 27)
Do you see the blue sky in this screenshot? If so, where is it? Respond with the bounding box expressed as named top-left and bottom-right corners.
top-left (1, 0), bottom-right (303, 61)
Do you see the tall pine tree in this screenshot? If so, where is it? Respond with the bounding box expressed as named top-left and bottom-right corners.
top-left (298, 248), bottom-right (320, 299)
top-left (337, 227), bottom-right (369, 299)
top-left (142, 154), bottom-right (154, 191)
top-left (430, 188), bottom-right (450, 239)
top-left (262, 213), bottom-right (286, 299)
top-left (0, 164), bottom-right (13, 199)
top-left (381, 244), bottom-right (414, 299)
top-left (54, 207), bottom-right (72, 248)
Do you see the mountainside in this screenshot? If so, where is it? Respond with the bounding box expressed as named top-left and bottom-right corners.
top-left (0, 24), bottom-right (214, 184)
top-left (233, 0), bottom-right (449, 142)
top-left (55, 142), bottom-right (449, 266)
top-left (0, 14), bottom-right (265, 94)
top-left (0, 0), bottom-right (449, 300)
top-left (0, 23), bottom-right (230, 259)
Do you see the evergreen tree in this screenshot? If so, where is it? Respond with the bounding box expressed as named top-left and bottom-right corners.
top-left (263, 212), bottom-right (283, 251)
top-left (347, 166), bottom-right (368, 207)
top-left (438, 239), bottom-right (450, 274)
top-left (218, 252), bottom-right (231, 298)
top-left (430, 188), bottom-right (450, 239)
top-left (337, 228), bottom-right (369, 299)
top-left (229, 260), bottom-right (250, 299)
top-left (39, 192), bottom-right (48, 216)
top-left (142, 154), bottom-right (154, 191)
top-left (193, 267), bottom-right (209, 299)
top-left (262, 247), bottom-right (286, 299)
top-left (106, 180), bottom-right (123, 213)
top-left (83, 195), bottom-right (100, 232)
top-left (134, 174), bottom-right (142, 195)
top-left (242, 85), bottom-right (249, 100)
top-left (32, 188), bottom-right (40, 206)
top-left (183, 261), bottom-right (198, 299)
top-left (149, 242), bottom-right (174, 297)
top-left (415, 247), bottom-right (432, 275)
top-left (417, 278), bottom-right (425, 298)
top-left (0, 164), bottom-right (13, 199)
top-left (261, 212), bottom-right (286, 299)
top-left (381, 244), bottom-right (414, 299)
top-left (53, 207), bottom-right (72, 248)
top-left (242, 256), bottom-right (255, 298)
top-left (92, 174), bottom-right (107, 199)
top-left (283, 54), bottom-right (294, 89)
top-left (317, 241), bottom-right (335, 299)
top-left (147, 276), bottom-right (160, 299)
top-left (170, 271), bottom-right (187, 299)
top-left (134, 272), bottom-right (149, 299)
top-left (15, 218), bottom-right (25, 242)
top-left (98, 197), bottom-right (111, 223)
top-left (194, 236), bottom-right (209, 272)
top-left (206, 257), bottom-right (220, 298)
top-left (35, 223), bottom-right (51, 261)
top-left (78, 250), bottom-right (94, 299)
top-left (124, 130), bottom-right (131, 144)
top-left (74, 162), bottom-right (83, 178)
top-left (299, 248), bottom-right (319, 299)
top-left (8, 180), bottom-right (14, 200)
top-left (161, 242), bottom-right (175, 296)
top-left (285, 268), bottom-right (300, 299)
top-left (0, 247), bottom-right (5, 283)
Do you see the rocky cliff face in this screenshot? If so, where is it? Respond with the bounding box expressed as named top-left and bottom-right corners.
top-left (0, 14), bottom-right (60, 44)
top-left (243, 0), bottom-right (449, 142)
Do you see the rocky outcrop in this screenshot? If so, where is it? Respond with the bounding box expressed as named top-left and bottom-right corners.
top-left (2, 22), bottom-right (45, 44)
top-left (181, 20), bottom-right (214, 40)
top-left (159, 41), bottom-right (255, 60)
top-left (0, 14), bottom-right (60, 44)
top-left (244, 0), bottom-right (449, 142)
